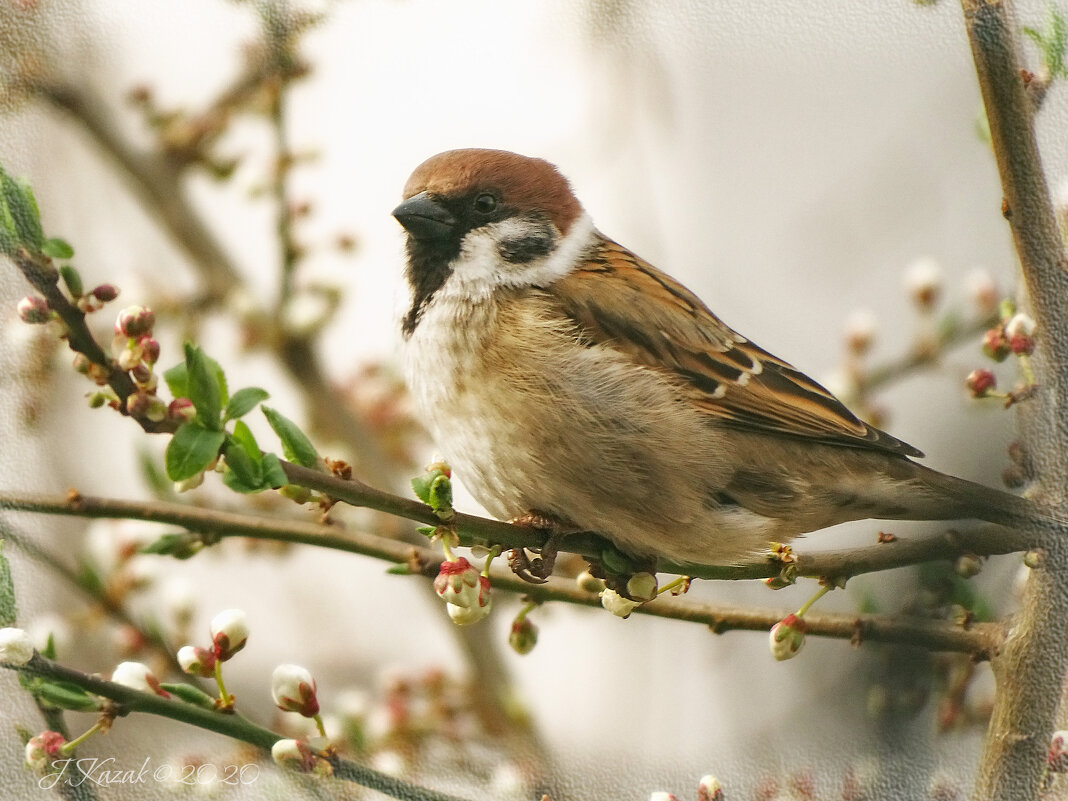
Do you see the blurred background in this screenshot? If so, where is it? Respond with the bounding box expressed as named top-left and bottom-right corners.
top-left (1, 0), bottom-right (1065, 798)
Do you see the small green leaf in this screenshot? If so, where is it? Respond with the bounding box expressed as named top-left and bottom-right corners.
top-left (0, 541), bottom-right (16, 627)
top-left (165, 422), bottom-right (225, 481)
top-left (41, 237), bottom-right (74, 260)
top-left (75, 560), bottom-right (105, 597)
top-left (58, 264), bottom-right (83, 297)
top-left (261, 454), bottom-right (288, 488)
top-left (184, 344), bottom-right (224, 430)
top-left (1, 172), bottom-right (44, 250)
top-left (416, 526), bottom-right (436, 537)
top-left (140, 532), bottom-right (203, 559)
top-left (224, 387), bottom-right (269, 421)
top-left (261, 406), bottom-right (321, 469)
top-left (411, 474), bottom-right (433, 505)
top-left (138, 448), bottom-right (174, 499)
top-left (40, 632), bottom-right (56, 660)
top-left (222, 438), bottom-right (263, 493)
top-left (386, 563), bottom-right (413, 575)
top-left (163, 362), bottom-right (189, 400)
top-left (34, 680), bottom-right (99, 712)
top-left (428, 474), bottom-right (453, 515)
top-left (161, 682), bottom-right (218, 710)
top-left (229, 420), bottom-right (261, 459)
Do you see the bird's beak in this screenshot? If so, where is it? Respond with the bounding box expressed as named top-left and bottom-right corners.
top-left (392, 192), bottom-right (457, 240)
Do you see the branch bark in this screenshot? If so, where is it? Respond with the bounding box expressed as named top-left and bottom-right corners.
top-left (961, 1), bottom-right (1068, 797)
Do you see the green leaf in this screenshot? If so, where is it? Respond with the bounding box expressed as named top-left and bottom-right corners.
top-left (261, 453), bottom-right (288, 488)
top-left (411, 474), bottom-right (433, 504)
top-left (261, 406), bottom-right (321, 469)
top-left (33, 680), bottom-right (99, 712)
top-left (138, 448), bottom-right (174, 499)
top-left (184, 343), bottom-right (224, 430)
top-left (40, 632), bottom-right (56, 660)
top-left (161, 682), bottom-right (217, 710)
top-left (41, 237), bottom-right (74, 260)
top-left (58, 264), bottom-right (83, 297)
top-left (428, 474), bottom-right (453, 515)
top-left (224, 387), bottom-right (269, 421)
top-left (222, 438), bottom-right (263, 493)
top-left (0, 541), bottom-right (16, 627)
top-left (1, 172), bottom-right (44, 251)
top-left (229, 420), bottom-right (261, 459)
top-left (140, 532), bottom-right (203, 559)
top-left (163, 362), bottom-right (189, 400)
top-left (165, 422), bottom-right (225, 481)
top-left (386, 563), bottom-right (413, 575)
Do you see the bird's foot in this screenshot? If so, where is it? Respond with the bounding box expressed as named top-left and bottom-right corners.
top-left (507, 510), bottom-right (572, 584)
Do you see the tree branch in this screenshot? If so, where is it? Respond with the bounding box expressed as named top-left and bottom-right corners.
top-left (961, 1), bottom-right (1068, 797)
top-left (0, 490), bottom-right (1003, 655)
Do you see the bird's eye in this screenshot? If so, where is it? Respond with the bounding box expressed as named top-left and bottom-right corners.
top-left (473, 193), bottom-right (498, 215)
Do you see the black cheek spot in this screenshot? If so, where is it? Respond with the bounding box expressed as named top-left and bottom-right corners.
top-left (498, 233), bottom-right (554, 263)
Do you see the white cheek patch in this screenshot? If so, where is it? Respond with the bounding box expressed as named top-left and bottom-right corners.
top-left (441, 212), bottom-right (596, 300)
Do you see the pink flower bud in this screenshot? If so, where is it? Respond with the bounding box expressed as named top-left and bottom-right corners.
top-left (698, 775), bottom-right (724, 800)
top-left (433, 557), bottom-right (482, 608)
top-left (508, 616), bottom-right (538, 655)
top-left (168, 398), bottom-right (196, 423)
top-left (17, 296), bottom-right (50, 324)
top-left (210, 609), bottom-right (249, 661)
top-left (272, 663), bottom-right (320, 717)
top-left (1049, 730), bottom-right (1068, 772)
top-left (91, 284), bottom-right (119, 303)
top-left (140, 337), bottom-right (160, 365)
top-left (177, 645), bottom-right (216, 678)
top-left (25, 731), bottom-right (67, 772)
top-left (1009, 333), bottom-right (1035, 356)
top-left (115, 305), bottom-right (155, 338)
top-left (769, 613), bottom-right (807, 661)
top-left (982, 328), bottom-right (1011, 362)
top-left (966, 369), bottom-right (997, 398)
top-left (111, 661), bottom-right (170, 697)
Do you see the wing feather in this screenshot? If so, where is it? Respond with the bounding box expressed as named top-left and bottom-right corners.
top-left (547, 236), bottom-right (923, 459)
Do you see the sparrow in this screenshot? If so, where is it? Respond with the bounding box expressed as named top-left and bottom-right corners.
top-left (392, 148), bottom-right (1054, 569)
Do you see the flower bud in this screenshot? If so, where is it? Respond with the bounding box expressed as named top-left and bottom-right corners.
top-left (903, 257), bottom-right (943, 310)
top-left (0, 627), bottom-right (34, 665)
top-left (140, 337), bottom-right (160, 365)
top-left (18, 296), bottom-right (51, 324)
top-left (1005, 312), bottom-right (1036, 339)
top-left (626, 572), bottom-right (658, 602)
top-left (843, 308), bottom-right (877, 355)
top-left (649, 793), bottom-right (678, 801)
top-left (1049, 730), bottom-right (1068, 772)
top-left (272, 663), bottom-right (320, 717)
top-left (433, 557), bottom-right (483, 608)
top-left (447, 600), bottom-right (492, 626)
top-left (72, 353), bottom-right (92, 374)
top-left (271, 738), bottom-right (318, 773)
top-left (210, 609), bottom-right (249, 661)
top-left (600, 588), bottom-right (641, 618)
top-left (576, 570), bottom-right (604, 594)
top-left (508, 616), bottom-right (538, 655)
top-left (168, 398), bottom-right (197, 423)
top-left (174, 471), bottom-right (205, 493)
top-left (25, 731), bottom-right (67, 772)
top-left (115, 305), bottom-right (155, 338)
top-left (954, 553), bottom-right (982, 578)
top-left (982, 328), bottom-right (1011, 362)
top-left (111, 661), bottom-right (170, 696)
top-left (177, 645), bottom-right (216, 678)
top-left (965, 269), bottom-right (998, 314)
top-left (769, 613), bottom-right (807, 661)
top-left (966, 369), bottom-right (997, 398)
top-left (698, 775), bottom-right (724, 800)
top-left (91, 284), bottom-right (120, 302)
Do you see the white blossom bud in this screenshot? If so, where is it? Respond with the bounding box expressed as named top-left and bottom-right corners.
top-left (177, 645), bottom-right (216, 678)
top-left (769, 614), bottom-right (807, 661)
top-left (25, 731), bottom-right (67, 772)
top-left (111, 661), bottom-right (170, 696)
top-left (272, 663), bottom-right (320, 717)
top-left (1005, 312), bottom-right (1036, 338)
top-left (210, 609), bottom-right (249, 661)
top-left (1049, 730), bottom-right (1068, 772)
top-left (626, 572), bottom-right (658, 602)
top-left (447, 599), bottom-right (492, 626)
top-left (698, 775), bottom-right (724, 800)
top-left (965, 268), bottom-right (998, 313)
top-left (271, 738), bottom-right (317, 773)
top-left (649, 793), bottom-right (678, 801)
top-left (600, 588), bottom-right (641, 618)
top-left (903, 256), bottom-right (943, 310)
top-left (0, 627), bottom-right (34, 665)
top-left (433, 557), bottom-right (483, 608)
top-left (843, 308), bottom-right (877, 354)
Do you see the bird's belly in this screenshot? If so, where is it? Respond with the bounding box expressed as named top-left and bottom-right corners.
top-left (403, 298), bottom-right (781, 564)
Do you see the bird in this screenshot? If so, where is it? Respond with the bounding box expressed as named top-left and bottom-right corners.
top-left (391, 147), bottom-right (1053, 571)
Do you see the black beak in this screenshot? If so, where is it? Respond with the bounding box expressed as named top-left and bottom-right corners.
top-left (392, 192), bottom-right (457, 240)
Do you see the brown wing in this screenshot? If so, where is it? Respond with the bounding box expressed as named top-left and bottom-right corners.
top-left (547, 235), bottom-right (923, 459)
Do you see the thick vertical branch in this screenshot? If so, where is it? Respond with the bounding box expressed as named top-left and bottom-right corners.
top-left (961, 1), bottom-right (1068, 798)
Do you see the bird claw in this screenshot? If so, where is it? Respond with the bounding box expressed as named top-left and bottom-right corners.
top-left (507, 510), bottom-right (568, 583)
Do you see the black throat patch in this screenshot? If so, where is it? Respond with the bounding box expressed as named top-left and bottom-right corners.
top-left (402, 235), bottom-right (460, 337)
